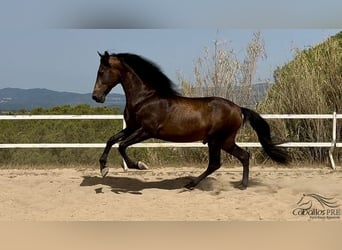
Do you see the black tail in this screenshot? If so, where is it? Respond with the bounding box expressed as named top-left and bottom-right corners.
top-left (241, 107), bottom-right (289, 164)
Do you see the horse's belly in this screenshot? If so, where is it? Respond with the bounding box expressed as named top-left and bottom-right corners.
top-left (154, 124), bottom-right (207, 142)
top-left (159, 134), bottom-right (205, 143)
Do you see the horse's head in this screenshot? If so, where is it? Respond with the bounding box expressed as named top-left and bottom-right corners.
top-left (92, 51), bottom-right (123, 103)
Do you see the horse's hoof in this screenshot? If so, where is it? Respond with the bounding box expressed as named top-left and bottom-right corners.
top-left (121, 161), bottom-right (128, 172)
top-left (137, 161), bottom-right (149, 170)
top-left (184, 181), bottom-right (196, 190)
top-left (235, 182), bottom-right (247, 190)
top-left (101, 167), bottom-right (109, 178)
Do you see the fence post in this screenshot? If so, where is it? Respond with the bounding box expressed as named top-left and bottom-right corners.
top-left (122, 118), bottom-right (128, 171)
top-left (328, 111), bottom-right (337, 169)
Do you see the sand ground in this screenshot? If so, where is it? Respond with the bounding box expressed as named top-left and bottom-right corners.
top-left (0, 165), bottom-right (341, 221)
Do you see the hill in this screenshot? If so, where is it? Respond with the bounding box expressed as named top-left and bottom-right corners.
top-left (0, 82), bottom-right (271, 112)
top-left (0, 88), bottom-right (126, 111)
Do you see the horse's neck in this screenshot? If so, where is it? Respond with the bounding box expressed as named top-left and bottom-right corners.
top-left (121, 71), bottom-right (155, 110)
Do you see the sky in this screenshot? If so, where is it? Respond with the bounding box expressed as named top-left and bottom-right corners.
top-left (0, 1), bottom-right (341, 94)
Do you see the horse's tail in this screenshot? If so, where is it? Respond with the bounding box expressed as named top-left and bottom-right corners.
top-left (241, 107), bottom-right (289, 164)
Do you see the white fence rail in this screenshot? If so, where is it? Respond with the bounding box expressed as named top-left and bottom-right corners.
top-left (0, 113), bottom-right (341, 169)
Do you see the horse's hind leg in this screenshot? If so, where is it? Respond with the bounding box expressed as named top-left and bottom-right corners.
top-left (185, 140), bottom-right (222, 190)
top-left (223, 142), bottom-right (250, 190)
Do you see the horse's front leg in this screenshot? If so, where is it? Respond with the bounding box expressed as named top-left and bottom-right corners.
top-left (100, 128), bottom-right (133, 177)
top-left (118, 127), bottom-right (151, 170)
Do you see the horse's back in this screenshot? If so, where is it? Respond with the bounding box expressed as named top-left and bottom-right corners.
top-left (151, 95), bottom-right (243, 142)
top-left (175, 96), bottom-right (242, 122)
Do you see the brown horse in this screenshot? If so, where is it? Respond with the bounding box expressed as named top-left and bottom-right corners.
top-left (92, 51), bottom-right (288, 190)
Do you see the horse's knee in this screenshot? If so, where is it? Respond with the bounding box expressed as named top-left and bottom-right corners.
top-left (118, 143), bottom-right (126, 154)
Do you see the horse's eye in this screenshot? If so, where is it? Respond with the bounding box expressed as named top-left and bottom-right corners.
top-left (98, 70), bottom-right (104, 76)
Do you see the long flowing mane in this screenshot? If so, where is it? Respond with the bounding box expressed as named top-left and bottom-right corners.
top-left (115, 53), bottom-right (181, 97)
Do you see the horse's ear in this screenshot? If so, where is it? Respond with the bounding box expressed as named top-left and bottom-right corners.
top-left (99, 51), bottom-right (110, 66)
top-left (98, 51), bottom-right (110, 58)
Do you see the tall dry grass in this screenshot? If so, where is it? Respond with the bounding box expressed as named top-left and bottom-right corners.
top-left (258, 32), bottom-right (342, 163)
top-left (178, 31), bottom-right (266, 108)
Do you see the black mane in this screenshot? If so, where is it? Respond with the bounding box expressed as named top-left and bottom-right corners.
top-left (115, 53), bottom-right (181, 97)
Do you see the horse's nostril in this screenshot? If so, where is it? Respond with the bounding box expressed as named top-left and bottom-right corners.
top-left (92, 94), bottom-right (104, 103)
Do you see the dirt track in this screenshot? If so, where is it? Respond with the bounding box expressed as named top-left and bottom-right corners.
top-left (0, 165), bottom-right (341, 221)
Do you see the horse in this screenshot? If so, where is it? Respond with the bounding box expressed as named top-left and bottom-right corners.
top-left (92, 51), bottom-right (289, 190)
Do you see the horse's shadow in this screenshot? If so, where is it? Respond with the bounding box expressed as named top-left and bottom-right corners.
top-left (80, 175), bottom-right (218, 194)
top-left (80, 174), bottom-right (271, 195)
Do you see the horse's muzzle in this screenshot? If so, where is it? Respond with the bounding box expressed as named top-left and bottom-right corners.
top-left (92, 94), bottom-right (105, 103)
